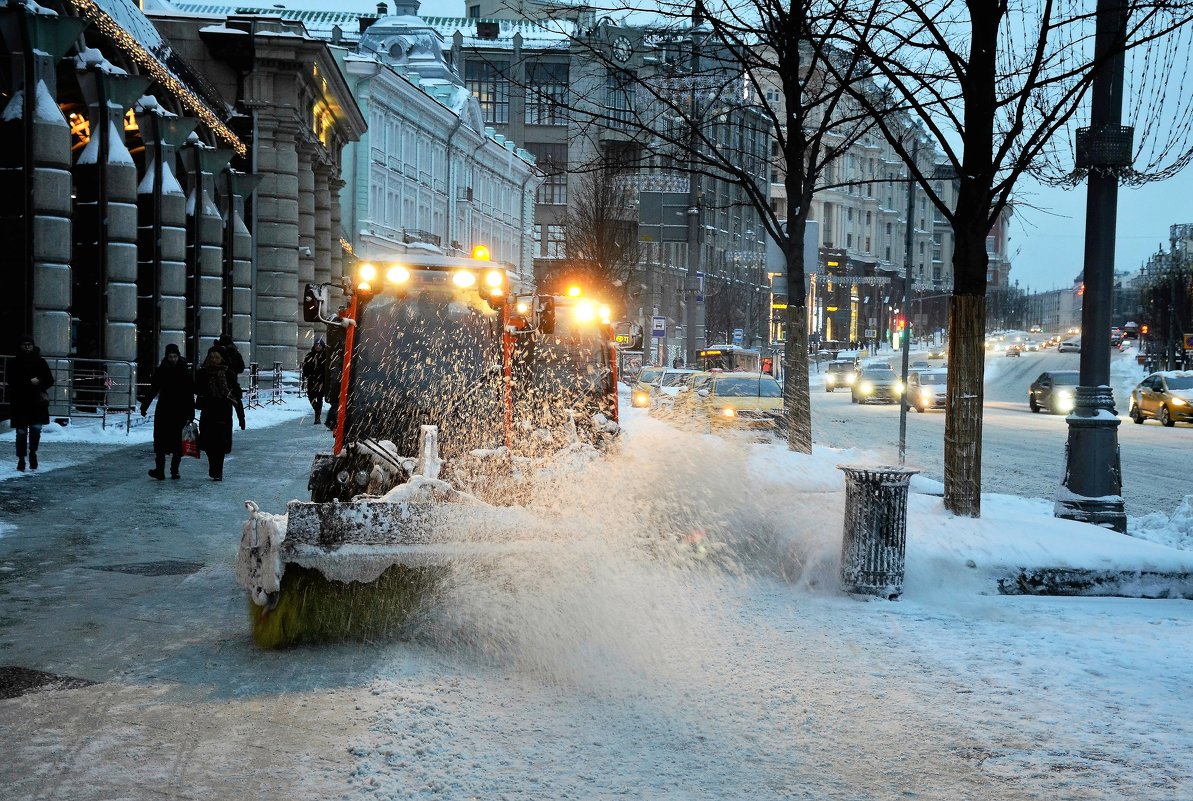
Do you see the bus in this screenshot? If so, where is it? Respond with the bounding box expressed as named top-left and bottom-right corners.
top-left (696, 346), bottom-right (762, 373)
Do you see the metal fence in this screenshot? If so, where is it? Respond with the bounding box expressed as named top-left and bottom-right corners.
top-left (0, 355), bottom-right (139, 432)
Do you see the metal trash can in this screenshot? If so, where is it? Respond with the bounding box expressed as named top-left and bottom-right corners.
top-left (838, 465), bottom-right (918, 599)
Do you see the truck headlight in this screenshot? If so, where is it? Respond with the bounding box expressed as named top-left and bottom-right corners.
top-left (632, 391), bottom-right (650, 407)
top-left (721, 407), bottom-right (736, 417)
top-left (859, 381), bottom-right (873, 394)
top-left (452, 270), bottom-right (477, 288)
top-left (845, 374), bottom-right (856, 385)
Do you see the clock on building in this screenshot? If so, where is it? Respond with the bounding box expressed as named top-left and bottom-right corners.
top-left (612, 35), bottom-right (633, 63)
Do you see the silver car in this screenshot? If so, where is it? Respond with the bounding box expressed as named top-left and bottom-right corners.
top-left (908, 369), bottom-right (947, 412)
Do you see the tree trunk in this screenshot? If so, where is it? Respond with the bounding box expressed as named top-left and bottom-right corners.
top-left (943, 293), bottom-right (985, 516)
top-left (784, 305), bottom-right (812, 453)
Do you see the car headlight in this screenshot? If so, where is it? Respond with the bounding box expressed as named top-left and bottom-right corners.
top-left (721, 407), bottom-right (736, 417)
top-left (845, 374), bottom-right (856, 385)
top-left (1056, 390), bottom-right (1073, 400)
top-left (920, 388), bottom-right (932, 400)
top-left (859, 381), bottom-right (873, 394)
top-left (826, 375), bottom-right (836, 385)
top-left (1171, 396), bottom-right (1187, 406)
top-left (894, 380), bottom-right (903, 393)
top-left (632, 391), bottom-right (650, 406)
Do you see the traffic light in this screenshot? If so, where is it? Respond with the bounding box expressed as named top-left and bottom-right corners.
top-left (1141, 324), bottom-right (1149, 335)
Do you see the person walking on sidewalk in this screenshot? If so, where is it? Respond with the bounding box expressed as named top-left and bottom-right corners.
top-left (6, 335), bottom-right (54, 472)
top-left (302, 337), bottom-right (329, 425)
top-left (140, 343), bottom-right (195, 481)
top-left (195, 348), bottom-right (245, 482)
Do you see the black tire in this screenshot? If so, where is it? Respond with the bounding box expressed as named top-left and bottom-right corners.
top-left (851, 393), bottom-right (858, 404)
top-left (825, 386), bottom-right (833, 393)
top-left (1130, 403), bottom-right (1145, 424)
top-left (1160, 405), bottom-right (1175, 427)
top-left (1029, 397), bottom-right (1040, 413)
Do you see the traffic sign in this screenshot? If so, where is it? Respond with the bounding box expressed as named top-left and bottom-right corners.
top-left (732, 328), bottom-right (744, 345)
top-left (651, 316), bottom-right (667, 338)
top-left (864, 328), bottom-right (877, 339)
top-left (1184, 333), bottom-right (1193, 351)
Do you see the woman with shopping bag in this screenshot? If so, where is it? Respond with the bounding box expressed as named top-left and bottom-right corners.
top-left (195, 347), bottom-right (246, 481)
top-left (140, 343), bottom-right (195, 480)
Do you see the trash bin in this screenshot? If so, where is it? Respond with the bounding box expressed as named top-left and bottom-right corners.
top-left (838, 465), bottom-right (918, 599)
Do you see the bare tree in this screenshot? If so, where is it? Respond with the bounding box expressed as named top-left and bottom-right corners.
top-left (827, 0), bottom-right (1193, 516)
top-left (519, 0), bottom-right (884, 453)
top-left (546, 156), bottom-right (644, 311)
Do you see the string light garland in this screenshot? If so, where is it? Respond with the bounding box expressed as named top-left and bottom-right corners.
top-left (66, 0), bottom-right (246, 156)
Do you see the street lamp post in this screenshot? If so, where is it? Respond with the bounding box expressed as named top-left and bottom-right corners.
top-left (684, 8), bottom-right (708, 367)
top-left (1056, 0), bottom-right (1131, 533)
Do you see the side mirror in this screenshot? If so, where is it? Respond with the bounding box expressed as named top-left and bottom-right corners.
top-left (302, 283), bottom-right (325, 323)
top-left (697, 388), bottom-right (710, 397)
top-left (538, 297), bottom-right (556, 335)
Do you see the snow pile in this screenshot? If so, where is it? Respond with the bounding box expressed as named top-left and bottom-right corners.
top-left (1132, 495), bottom-right (1193, 551)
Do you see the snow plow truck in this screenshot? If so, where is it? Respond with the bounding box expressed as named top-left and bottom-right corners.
top-left (237, 249), bottom-right (620, 648)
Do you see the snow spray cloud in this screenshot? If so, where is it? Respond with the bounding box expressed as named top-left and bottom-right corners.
top-left (413, 417), bottom-right (839, 689)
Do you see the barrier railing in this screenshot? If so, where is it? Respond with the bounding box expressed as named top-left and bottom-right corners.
top-left (0, 355), bottom-right (138, 432)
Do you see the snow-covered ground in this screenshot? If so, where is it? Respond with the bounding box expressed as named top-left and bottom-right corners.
top-left (2, 362), bottom-right (1191, 800)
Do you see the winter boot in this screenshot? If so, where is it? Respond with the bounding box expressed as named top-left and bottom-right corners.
top-left (17, 457), bottom-right (24, 472)
top-left (29, 452), bottom-right (37, 470)
top-left (170, 454), bottom-right (182, 480)
top-left (148, 468), bottom-right (165, 480)
top-left (312, 401), bottom-right (323, 425)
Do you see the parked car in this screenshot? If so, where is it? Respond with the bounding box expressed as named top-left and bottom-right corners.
top-left (852, 365), bottom-right (903, 404)
top-left (824, 359), bottom-right (860, 392)
top-left (1129, 372), bottom-right (1193, 427)
top-left (908, 369), bottom-right (947, 412)
top-left (1029, 370), bottom-right (1080, 414)
top-left (1057, 337), bottom-right (1081, 353)
top-left (630, 366), bottom-right (665, 408)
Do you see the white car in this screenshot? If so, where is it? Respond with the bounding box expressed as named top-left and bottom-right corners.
top-left (654, 368), bottom-right (699, 400)
top-left (1057, 337), bottom-right (1081, 353)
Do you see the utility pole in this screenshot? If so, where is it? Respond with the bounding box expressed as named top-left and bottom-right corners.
top-left (897, 139), bottom-right (918, 465)
top-left (1057, 0), bottom-right (1131, 532)
top-left (684, 6), bottom-right (706, 367)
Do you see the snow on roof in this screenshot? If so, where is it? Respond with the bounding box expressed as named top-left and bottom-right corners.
top-left (83, 0), bottom-right (245, 155)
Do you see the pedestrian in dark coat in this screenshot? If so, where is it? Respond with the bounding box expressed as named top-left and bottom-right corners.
top-left (195, 348), bottom-right (245, 482)
top-left (6, 335), bottom-right (54, 472)
top-left (302, 337), bottom-right (330, 424)
top-left (140, 343), bottom-right (195, 480)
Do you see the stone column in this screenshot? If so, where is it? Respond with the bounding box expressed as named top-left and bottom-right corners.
top-left (297, 141), bottom-right (317, 352)
top-left (0, 8), bottom-right (84, 360)
top-left (223, 171), bottom-right (262, 350)
top-left (179, 141), bottom-right (231, 364)
top-left (313, 161), bottom-right (332, 288)
top-left (328, 176), bottom-right (345, 284)
top-left (74, 66), bottom-right (150, 399)
top-left (253, 120), bottom-right (300, 370)
top-left (135, 99), bottom-right (195, 370)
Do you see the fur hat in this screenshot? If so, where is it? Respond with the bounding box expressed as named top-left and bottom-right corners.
top-left (164, 343), bottom-right (181, 357)
top-left (19, 335), bottom-right (35, 346)
top-left (217, 333), bottom-right (234, 346)
top-left (315, 336), bottom-right (326, 347)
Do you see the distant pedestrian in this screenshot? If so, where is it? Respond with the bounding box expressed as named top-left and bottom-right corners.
top-left (140, 343), bottom-right (195, 481)
top-left (195, 348), bottom-right (245, 482)
top-left (302, 337), bottom-right (330, 425)
top-left (5, 335), bottom-right (54, 472)
top-left (672, 356), bottom-right (683, 368)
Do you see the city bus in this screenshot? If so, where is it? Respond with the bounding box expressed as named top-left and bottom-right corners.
top-left (696, 346), bottom-right (762, 373)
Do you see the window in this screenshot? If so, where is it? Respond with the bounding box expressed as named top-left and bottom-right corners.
top-left (526, 143), bottom-right (567, 205)
top-left (986, 235), bottom-right (996, 255)
top-left (465, 58), bottom-right (510, 124)
top-left (468, 5), bottom-right (480, 17)
top-left (525, 61), bottom-right (569, 125)
top-left (545, 224), bottom-right (566, 258)
top-left (606, 68), bottom-right (636, 129)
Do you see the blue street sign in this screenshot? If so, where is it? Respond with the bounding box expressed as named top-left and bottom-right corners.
top-left (651, 316), bottom-right (667, 338)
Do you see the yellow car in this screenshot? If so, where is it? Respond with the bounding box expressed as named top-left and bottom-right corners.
top-left (630, 366), bottom-right (665, 408)
top-left (680, 372), bottom-right (785, 431)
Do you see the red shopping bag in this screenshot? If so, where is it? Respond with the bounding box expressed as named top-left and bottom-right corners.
top-left (180, 421), bottom-right (201, 459)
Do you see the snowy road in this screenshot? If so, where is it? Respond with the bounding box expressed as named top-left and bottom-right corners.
top-left (812, 349), bottom-right (1189, 521)
top-left (1, 405), bottom-right (1190, 800)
